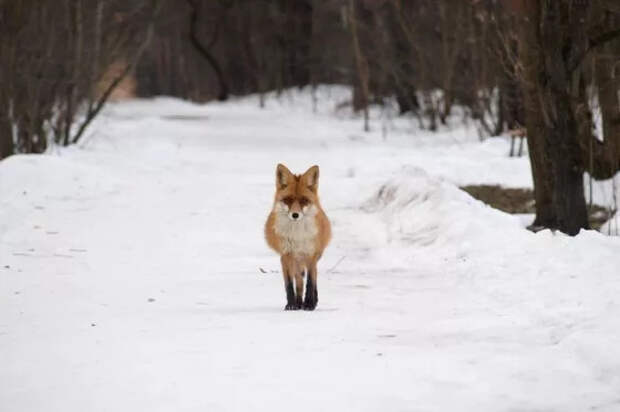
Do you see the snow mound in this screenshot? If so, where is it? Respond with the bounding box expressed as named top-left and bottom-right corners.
top-left (358, 166), bottom-right (620, 300)
top-left (362, 167), bottom-right (524, 254)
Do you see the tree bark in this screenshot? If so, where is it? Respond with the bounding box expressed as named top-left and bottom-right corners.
top-left (348, 0), bottom-right (370, 131)
top-left (0, 97), bottom-right (13, 159)
top-left (518, 0), bottom-right (589, 234)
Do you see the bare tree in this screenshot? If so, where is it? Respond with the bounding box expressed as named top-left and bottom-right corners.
top-left (515, 0), bottom-right (620, 234)
top-left (0, 0), bottom-right (164, 159)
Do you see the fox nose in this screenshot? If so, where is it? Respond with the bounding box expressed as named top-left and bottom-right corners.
top-left (291, 212), bottom-right (299, 220)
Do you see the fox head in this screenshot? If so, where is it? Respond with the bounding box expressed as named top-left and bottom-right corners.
top-left (273, 163), bottom-right (320, 221)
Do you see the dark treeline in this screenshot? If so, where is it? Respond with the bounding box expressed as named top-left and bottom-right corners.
top-left (0, 0), bottom-right (549, 156)
top-left (1, 0), bottom-right (620, 235)
top-left (139, 0), bottom-right (522, 134)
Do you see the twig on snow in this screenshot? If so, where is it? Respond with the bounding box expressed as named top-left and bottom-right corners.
top-left (326, 256), bottom-right (346, 274)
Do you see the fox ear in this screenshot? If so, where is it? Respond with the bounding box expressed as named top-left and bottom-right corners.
top-left (276, 163), bottom-right (293, 189)
top-left (302, 165), bottom-right (319, 191)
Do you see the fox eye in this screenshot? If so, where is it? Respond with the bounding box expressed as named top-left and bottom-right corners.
top-left (281, 196), bottom-right (294, 206)
top-left (299, 197), bottom-right (310, 207)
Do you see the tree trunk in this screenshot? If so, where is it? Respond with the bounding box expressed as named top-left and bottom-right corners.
top-left (348, 0), bottom-right (370, 131)
top-left (0, 103), bottom-right (13, 160)
top-left (518, 0), bottom-right (589, 234)
top-left (395, 85), bottom-right (419, 115)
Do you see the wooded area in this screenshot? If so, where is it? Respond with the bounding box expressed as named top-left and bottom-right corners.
top-left (1, 0), bottom-right (619, 235)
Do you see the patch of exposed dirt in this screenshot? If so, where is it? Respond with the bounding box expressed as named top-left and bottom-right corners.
top-left (460, 185), bottom-right (615, 231)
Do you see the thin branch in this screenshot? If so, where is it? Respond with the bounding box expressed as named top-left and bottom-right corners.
top-left (326, 256), bottom-right (346, 274)
top-left (570, 27), bottom-right (620, 73)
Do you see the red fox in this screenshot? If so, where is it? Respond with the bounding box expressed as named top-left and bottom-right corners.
top-left (265, 164), bottom-right (331, 311)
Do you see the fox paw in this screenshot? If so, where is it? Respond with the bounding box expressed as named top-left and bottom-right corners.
top-left (284, 302), bottom-right (301, 311)
top-left (302, 300), bottom-right (317, 311)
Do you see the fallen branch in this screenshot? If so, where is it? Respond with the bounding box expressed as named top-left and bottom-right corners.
top-left (326, 256), bottom-right (346, 274)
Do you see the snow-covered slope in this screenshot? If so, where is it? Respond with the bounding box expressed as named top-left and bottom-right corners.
top-left (1, 88), bottom-right (620, 412)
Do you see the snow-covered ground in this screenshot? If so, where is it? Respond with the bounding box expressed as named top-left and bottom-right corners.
top-left (1, 87), bottom-right (620, 411)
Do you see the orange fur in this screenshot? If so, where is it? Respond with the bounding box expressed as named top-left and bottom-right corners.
top-left (264, 164), bottom-right (331, 310)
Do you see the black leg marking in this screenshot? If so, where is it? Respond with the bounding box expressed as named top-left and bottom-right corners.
top-left (284, 277), bottom-right (298, 310)
top-left (303, 272), bottom-right (318, 311)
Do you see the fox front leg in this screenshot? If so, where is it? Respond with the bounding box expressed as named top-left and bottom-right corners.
top-left (303, 262), bottom-right (318, 311)
top-left (281, 256), bottom-right (300, 311)
top-left (284, 275), bottom-right (297, 310)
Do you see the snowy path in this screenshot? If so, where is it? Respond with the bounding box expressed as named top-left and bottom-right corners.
top-left (2, 90), bottom-right (620, 411)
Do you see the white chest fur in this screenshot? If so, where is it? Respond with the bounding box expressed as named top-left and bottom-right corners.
top-left (273, 209), bottom-right (319, 256)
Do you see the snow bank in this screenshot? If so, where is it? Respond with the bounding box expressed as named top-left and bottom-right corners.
top-left (361, 164), bottom-right (620, 276)
top-left (361, 166), bottom-right (525, 252)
